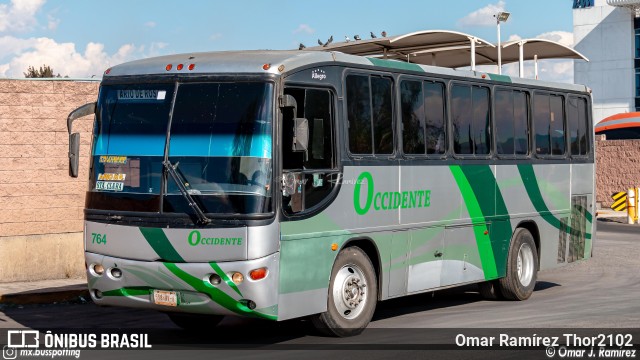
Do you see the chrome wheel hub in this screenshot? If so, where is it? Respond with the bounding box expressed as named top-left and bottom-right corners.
top-left (517, 243), bottom-right (535, 287)
top-left (332, 264), bottom-right (368, 320)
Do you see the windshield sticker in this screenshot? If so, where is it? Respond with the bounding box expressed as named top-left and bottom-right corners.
top-left (117, 89), bottom-right (165, 101)
top-left (99, 156), bottom-right (127, 164)
top-left (96, 181), bottom-right (124, 192)
top-left (98, 173), bottom-right (126, 181)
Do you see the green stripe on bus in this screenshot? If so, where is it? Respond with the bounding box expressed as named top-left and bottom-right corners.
top-left (450, 165), bottom-right (498, 279)
top-left (517, 164), bottom-right (592, 240)
top-left (139, 227), bottom-right (184, 263)
top-left (102, 287), bottom-right (151, 297)
top-left (368, 58), bottom-right (424, 72)
top-left (164, 263), bottom-right (276, 321)
top-left (209, 262), bottom-right (242, 297)
top-left (459, 165), bottom-right (511, 278)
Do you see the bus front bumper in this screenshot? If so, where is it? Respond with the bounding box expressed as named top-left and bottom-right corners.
top-left (85, 251), bottom-right (280, 321)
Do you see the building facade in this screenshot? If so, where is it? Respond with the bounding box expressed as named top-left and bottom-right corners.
top-left (573, 0), bottom-right (640, 123)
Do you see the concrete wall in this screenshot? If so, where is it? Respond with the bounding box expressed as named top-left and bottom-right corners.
top-left (595, 136), bottom-right (640, 207)
top-left (0, 79), bottom-right (99, 283)
top-left (574, 0), bottom-right (635, 123)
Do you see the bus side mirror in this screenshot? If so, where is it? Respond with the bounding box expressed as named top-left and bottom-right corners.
top-left (67, 102), bottom-right (96, 178)
top-left (69, 133), bottom-right (80, 178)
top-left (292, 118), bottom-right (309, 152)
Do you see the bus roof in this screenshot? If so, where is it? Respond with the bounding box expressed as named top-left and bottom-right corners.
top-left (105, 49), bottom-right (588, 93)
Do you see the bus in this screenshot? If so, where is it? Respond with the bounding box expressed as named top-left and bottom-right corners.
top-left (67, 49), bottom-right (595, 337)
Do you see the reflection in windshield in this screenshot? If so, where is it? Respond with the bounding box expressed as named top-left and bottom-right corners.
top-left (87, 81), bottom-right (274, 215)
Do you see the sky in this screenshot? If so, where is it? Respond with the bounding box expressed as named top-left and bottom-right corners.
top-left (0, 0), bottom-right (576, 81)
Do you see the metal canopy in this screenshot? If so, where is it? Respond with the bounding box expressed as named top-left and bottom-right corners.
top-left (308, 30), bottom-right (495, 70)
top-left (305, 30), bottom-right (589, 77)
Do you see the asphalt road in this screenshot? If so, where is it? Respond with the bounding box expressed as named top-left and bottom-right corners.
top-left (1, 220), bottom-right (638, 359)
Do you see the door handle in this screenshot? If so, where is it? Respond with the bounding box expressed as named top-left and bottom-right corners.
top-left (434, 250), bottom-right (443, 258)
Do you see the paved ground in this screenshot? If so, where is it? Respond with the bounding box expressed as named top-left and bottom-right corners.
top-left (0, 220), bottom-right (638, 359)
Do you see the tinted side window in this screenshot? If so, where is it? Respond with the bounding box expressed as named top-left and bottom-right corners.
top-left (401, 80), bottom-right (446, 156)
top-left (371, 77), bottom-right (394, 154)
top-left (534, 93), bottom-right (551, 155)
top-left (346, 74), bottom-right (394, 155)
top-left (550, 95), bottom-right (565, 156)
top-left (347, 75), bottom-right (372, 154)
top-left (568, 97), bottom-right (589, 156)
top-left (495, 89), bottom-right (529, 156)
top-left (425, 82), bottom-right (446, 155)
top-left (401, 80), bottom-right (425, 154)
top-left (452, 85), bottom-right (472, 154)
top-left (452, 84), bottom-right (490, 155)
top-left (534, 93), bottom-right (565, 156)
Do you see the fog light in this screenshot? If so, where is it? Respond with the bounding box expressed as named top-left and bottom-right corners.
top-left (240, 299), bottom-right (256, 310)
top-left (249, 267), bottom-right (267, 281)
top-left (94, 290), bottom-right (103, 299)
top-left (209, 274), bottom-right (222, 285)
top-left (92, 264), bottom-right (104, 276)
top-left (110, 268), bottom-right (122, 279)
top-left (231, 272), bottom-right (244, 285)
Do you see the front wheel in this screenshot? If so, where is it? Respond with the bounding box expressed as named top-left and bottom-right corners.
top-left (498, 228), bottom-right (539, 300)
top-left (311, 246), bottom-right (377, 337)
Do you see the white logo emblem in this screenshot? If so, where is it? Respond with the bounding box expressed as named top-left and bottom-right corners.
top-left (311, 69), bottom-right (326, 81)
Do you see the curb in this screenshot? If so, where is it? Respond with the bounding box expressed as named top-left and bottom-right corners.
top-left (0, 284), bottom-right (89, 305)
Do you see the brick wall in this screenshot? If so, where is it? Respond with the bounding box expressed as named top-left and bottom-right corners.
top-left (595, 136), bottom-right (640, 208)
top-left (0, 80), bottom-right (99, 237)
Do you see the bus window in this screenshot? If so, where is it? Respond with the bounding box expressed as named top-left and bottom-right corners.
top-left (534, 93), bottom-right (565, 156)
top-left (282, 87), bottom-right (337, 215)
top-left (568, 97), bottom-right (589, 156)
top-left (401, 80), bottom-right (445, 156)
top-left (425, 82), bottom-right (446, 155)
top-left (496, 89), bottom-right (529, 156)
top-left (401, 80), bottom-right (426, 154)
top-left (346, 75), bottom-right (372, 154)
top-left (347, 74), bottom-right (394, 155)
top-left (452, 84), bottom-right (491, 156)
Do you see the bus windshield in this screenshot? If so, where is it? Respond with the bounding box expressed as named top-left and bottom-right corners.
top-left (87, 81), bottom-right (274, 216)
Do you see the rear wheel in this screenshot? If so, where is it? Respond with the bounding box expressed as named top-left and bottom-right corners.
top-left (498, 228), bottom-right (538, 300)
top-left (311, 246), bottom-right (377, 337)
top-left (167, 313), bottom-right (224, 331)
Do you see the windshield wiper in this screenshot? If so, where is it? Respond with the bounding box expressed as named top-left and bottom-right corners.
top-left (163, 160), bottom-right (211, 225)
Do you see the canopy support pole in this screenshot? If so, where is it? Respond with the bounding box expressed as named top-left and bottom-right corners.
top-left (518, 41), bottom-right (525, 78)
top-left (469, 37), bottom-right (477, 71)
top-left (534, 54), bottom-right (539, 80)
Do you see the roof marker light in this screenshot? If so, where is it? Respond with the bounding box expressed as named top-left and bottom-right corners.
top-left (188, 64), bottom-right (195, 71)
top-left (177, 64), bottom-right (184, 71)
top-left (104, 68), bottom-right (111, 75)
top-left (166, 64), bottom-right (172, 71)
top-left (262, 63), bottom-right (271, 71)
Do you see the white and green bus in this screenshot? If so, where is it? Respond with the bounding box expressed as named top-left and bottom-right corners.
top-left (67, 49), bottom-right (595, 336)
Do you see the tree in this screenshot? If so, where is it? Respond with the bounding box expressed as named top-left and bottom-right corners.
top-left (24, 65), bottom-right (66, 78)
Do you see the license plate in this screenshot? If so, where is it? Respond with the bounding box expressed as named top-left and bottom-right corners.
top-left (153, 290), bottom-right (178, 307)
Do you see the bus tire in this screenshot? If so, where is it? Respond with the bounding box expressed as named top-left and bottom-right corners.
top-left (311, 246), bottom-right (377, 337)
top-left (498, 228), bottom-right (538, 301)
top-left (167, 312), bottom-right (223, 331)
top-left (478, 280), bottom-right (502, 300)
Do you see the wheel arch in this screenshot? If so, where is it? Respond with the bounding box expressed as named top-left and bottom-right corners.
top-left (340, 237), bottom-right (382, 301)
top-left (515, 220), bottom-right (541, 268)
